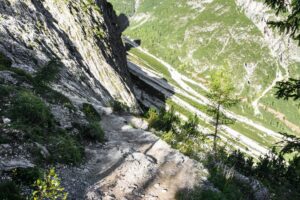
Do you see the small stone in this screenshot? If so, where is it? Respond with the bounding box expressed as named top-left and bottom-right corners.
top-left (1, 144), bottom-right (10, 149)
top-left (0, 158), bottom-right (34, 170)
top-left (34, 143), bottom-right (50, 159)
top-left (83, 168), bottom-right (89, 173)
top-left (2, 117), bottom-right (11, 124)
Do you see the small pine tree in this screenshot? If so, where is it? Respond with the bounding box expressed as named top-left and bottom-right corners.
top-left (206, 67), bottom-right (239, 153)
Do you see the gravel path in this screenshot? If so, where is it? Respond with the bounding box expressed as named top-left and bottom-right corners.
top-left (59, 114), bottom-right (209, 200)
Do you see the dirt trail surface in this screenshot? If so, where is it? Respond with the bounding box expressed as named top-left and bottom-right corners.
top-left (259, 103), bottom-right (300, 134)
top-left (59, 114), bottom-right (209, 200)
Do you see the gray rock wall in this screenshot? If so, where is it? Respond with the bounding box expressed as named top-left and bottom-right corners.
top-left (0, 0), bottom-right (138, 110)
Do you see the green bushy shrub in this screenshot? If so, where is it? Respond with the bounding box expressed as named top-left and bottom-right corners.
top-left (0, 54), bottom-right (83, 166)
top-left (0, 181), bottom-right (23, 200)
top-left (10, 91), bottom-right (53, 128)
top-left (146, 107), bottom-right (206, 157)
top-left (219, 146), bottom-right (300, 199)
top-left (176, 139), bottom-right (195, 157)
top-left (34, 60), bottom-right (62, 84)
top-left (32, 168), bottom-right (67, 200)
top-left (11, 167), bottom-right (43, 185)
top-left (0, 53), bottom-right (12, 69)
top-left (145, 107), bottom-right (159, 128)
top-left (146, 107), bottom-right (180, 132)
top-left (208, 166), bottom-right (253, 200)
top-left (176, 165), bottom-right (253, 200)
top-left (0, 85), bottom-right (12, 99)
top-left (48, 134), bottom-right (83, 164)
top-left (80, 103), bottom-right (105, 143)
top-left (85, 121), bottom-right (105, 142)
top-left (0, 54), bottom-right (74, 111)
top-left (37, 88), bottom-right (75, 110)
top-left (161, 131), bottom-right (176, 145)
top-left (74, 122), bottom-right (105, 143)
top-left (82, 103), bottom-right (101, 121)
top-left (26, 129), bottom-right (84, 165)
top-left (180, 115), bottom-right (202, 139)
top-left (110, 100), bottom-right (129, 113)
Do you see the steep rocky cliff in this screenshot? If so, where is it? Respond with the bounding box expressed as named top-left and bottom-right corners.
top-left (0, 0), bottom-right (138, 109)
top-left (0, 0), bottom-right (142, 197)
top-left (236, 0), bottom-right (300, 73)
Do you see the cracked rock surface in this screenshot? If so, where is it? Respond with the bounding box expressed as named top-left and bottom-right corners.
top-left (0, 0), bottom-right (138, 109)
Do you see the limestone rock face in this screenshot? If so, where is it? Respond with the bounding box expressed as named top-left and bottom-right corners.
top-left (236, 0), bottom-right (300, 68)
top-left (0, 0), bottom-right (138, 109)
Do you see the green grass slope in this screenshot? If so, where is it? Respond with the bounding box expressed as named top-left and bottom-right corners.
top-left (110, 0), bottom-right (300, 137)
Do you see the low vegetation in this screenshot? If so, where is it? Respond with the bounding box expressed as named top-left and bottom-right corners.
top-left (0, 53), bottom-right (84, 198)
top-left (1, 86), bottom-right (84, 166)
top-left (0, 181), bottom-right (23, 200)
top-left (146, 106), bottom-right (300, 199)
top-left (146, 107), bottom-right (207, 157)
top-left (10, 90), bottom-right (54, 128)
top-left (220, 134), bottom-right (300, 199)
top-left (11, 167), bottom-right (43, 185)
top-left (32, 168), bottom-right (68, 200)
top-left (179, 133), bottom-right (299, 199)
top-left (75, 120), bottom-right (105, 143)
top-left (146, 107), bottom-right (180, 132)
top-left (82, 103), bottom-right (101, 121)
top-left (80, 103), bottom-right (105, 143)
top-left (146, 107), bottom-right (254, 199)
top-left (110, 100), bottom-right (129, 113)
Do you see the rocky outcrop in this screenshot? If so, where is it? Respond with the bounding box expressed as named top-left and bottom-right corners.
top-left (0, 0), bottom-right (138, 110)
top-left (0, 158), bottom-right (34, 171)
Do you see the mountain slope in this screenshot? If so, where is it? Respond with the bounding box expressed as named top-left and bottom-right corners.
top-left (110, 0), bottom-right (300, 137)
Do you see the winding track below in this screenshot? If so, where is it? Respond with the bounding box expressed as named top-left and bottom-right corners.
top-left (124, 37), bottom-right (283, 141)
top-left (128, 61), bottom-right (268, 157)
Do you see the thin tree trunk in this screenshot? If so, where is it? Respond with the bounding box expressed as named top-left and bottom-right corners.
top-left (213, 104), bottom-right (221, 153)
